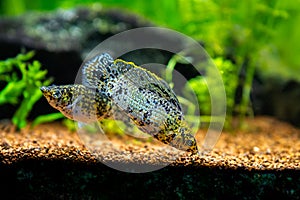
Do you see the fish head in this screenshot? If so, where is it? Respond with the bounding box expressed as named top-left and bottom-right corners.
top-left (170, 126), bottom-right (199, 155)
top-left (40, 85), bottom-right (83, 119)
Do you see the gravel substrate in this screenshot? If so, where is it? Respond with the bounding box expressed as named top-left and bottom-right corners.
top-left (0, 116), bottom-right (299, 199)
top-left (1, 116), bottom-right (299, 170)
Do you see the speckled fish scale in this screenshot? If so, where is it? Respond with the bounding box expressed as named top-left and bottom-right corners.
top-left (111, 68), bottom-right (183, 135)
top-left (41, 53), bottom-right (199, 154)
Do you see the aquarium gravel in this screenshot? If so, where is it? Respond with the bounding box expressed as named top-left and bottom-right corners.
top-left (0, 116), bottom-right (299, 170)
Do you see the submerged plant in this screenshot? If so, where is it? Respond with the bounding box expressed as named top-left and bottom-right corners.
top-left (166, 55), bottom-right (238, 129)
top-left (0, 51), bottom-right (52, 129)
top-left (190, 57), bottom-right (238, 127)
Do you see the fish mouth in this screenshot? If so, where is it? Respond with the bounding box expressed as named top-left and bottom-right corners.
top-left (40, 86), bottom-right (48, 93)
top-left (40, 86), bottom-right (50, 95)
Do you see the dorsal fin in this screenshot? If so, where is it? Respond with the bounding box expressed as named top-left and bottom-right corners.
top-left (82, 53), bottom-right (114, 88)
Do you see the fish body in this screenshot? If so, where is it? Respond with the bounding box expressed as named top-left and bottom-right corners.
top-left (41, 53), bottom-right (198, 154)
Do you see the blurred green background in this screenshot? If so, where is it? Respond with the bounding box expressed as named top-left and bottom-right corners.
top-left (0, 0), bottom-right (300, 128)
top-left (1, 0), bottom-right (299, 82)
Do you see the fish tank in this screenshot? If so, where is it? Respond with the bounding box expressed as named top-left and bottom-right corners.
top-left (0, 0), bottom-right (299, 199)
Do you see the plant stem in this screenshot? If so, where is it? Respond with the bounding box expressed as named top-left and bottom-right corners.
top-left (239, 61), bottom-right (255, 127)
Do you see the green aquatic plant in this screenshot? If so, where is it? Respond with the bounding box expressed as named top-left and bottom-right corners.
top-left (32, 112), bottom-right (65, 127)
top-left (190, 57), bottom-right (239, 128)
top-left (166, 55), bottom-right (238, 129)
top-left (0, 51), bottom-right (52, 129)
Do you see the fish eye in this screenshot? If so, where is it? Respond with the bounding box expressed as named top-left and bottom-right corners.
top-left (186, 140), bottom-right (194, 146)
top-left (53, 90), bottom-right (62, 98)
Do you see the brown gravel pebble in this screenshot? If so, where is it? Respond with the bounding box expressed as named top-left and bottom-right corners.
top-left (0, 116), bottom-right (299, 171)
